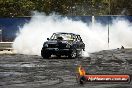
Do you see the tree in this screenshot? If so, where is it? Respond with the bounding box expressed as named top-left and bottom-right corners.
top-left (110, 0), bottom-right (132, 15)
top-left (0, 0), bottom-right (131, 17)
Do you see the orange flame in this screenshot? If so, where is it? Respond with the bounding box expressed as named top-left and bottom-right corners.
top-left (78, 65), bottom-right (86, 76)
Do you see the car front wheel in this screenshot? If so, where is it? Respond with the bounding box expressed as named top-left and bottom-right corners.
top-left (68, 49), bottom-right (77, 59)
top-left (41, 49), bottom-right (50, 59)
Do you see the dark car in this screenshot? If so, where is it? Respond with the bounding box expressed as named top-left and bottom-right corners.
top-left (41, 32), bottom-right (85, 58)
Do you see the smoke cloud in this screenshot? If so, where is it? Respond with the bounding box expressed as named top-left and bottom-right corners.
top-left (13, 12), bottom-right (132, 56)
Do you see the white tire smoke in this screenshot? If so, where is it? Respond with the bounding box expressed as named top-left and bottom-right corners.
top-left (13, 12), bottom-right (132, 56)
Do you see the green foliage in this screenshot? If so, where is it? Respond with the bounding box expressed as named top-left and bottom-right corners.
top-left (0, 0), bottom-right (36, 17)
top-left (0, 0), bottom-right (131, 17)
top-left (110, 0), bottom-right (132, 15)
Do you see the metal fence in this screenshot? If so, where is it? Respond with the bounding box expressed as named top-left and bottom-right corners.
top-left (0, 42), bottom-right (13, 51)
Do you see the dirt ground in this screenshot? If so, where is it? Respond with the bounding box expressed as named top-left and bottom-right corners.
top-left (0, 49), bottom-right (132, 88)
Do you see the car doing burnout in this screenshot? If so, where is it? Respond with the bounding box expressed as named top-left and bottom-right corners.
top-left (41, 32), bottom-right (85, 58)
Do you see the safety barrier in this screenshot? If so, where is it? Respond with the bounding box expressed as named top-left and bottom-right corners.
top-left (0, 42), bottom-right (13, 51)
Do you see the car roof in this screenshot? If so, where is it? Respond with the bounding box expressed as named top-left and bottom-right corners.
top-left (54, 32), bottom-right (79, 35)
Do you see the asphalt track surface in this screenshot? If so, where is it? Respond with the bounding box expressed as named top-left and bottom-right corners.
top-left (0, 49), bottom-right (132, 88)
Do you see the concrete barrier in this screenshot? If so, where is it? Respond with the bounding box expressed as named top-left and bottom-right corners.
top-left (0, 42), bottom-right (13, 51)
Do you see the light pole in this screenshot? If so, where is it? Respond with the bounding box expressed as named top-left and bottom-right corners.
top-left (108, 17), bottom-right (109, 48)
top-left (0, 29), bottom-right (2, 42)
top-left (108, 0), bottom-right (110, 48)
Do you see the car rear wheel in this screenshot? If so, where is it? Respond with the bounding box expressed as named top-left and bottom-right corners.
top-left (78, 49), bottom-right (83, 57)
